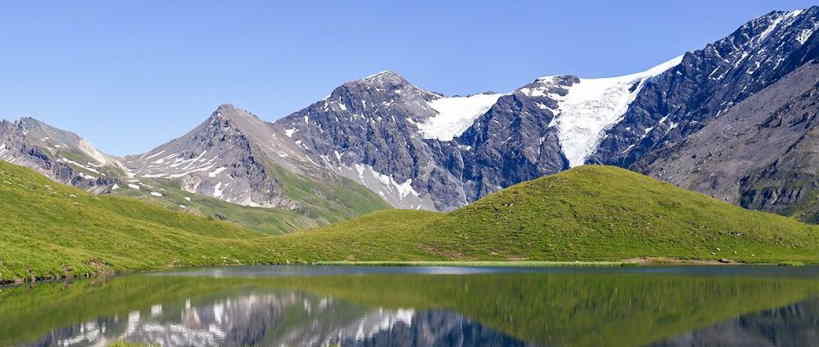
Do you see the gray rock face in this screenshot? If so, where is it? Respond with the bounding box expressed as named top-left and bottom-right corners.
top-left (123, 105), bottom-right (300, 208)
top-left (0, 117), bottom-right (119, 193)
top-left (637, 62), bottom-right (819, 221)
top-left (452, 91), bottom-right (568, 202)
top-left (590, 8), bottom-right (819, 167)
top-left (272, 71), bottom-right (443, 210)
top-left (274, 71), bottom-right (573, 211)
top-left (271, 8), bottom-right (819, 214)
top-left (618, 8), bottom-right (819, 221)
top-left (122, 104), bottom-right (389, 224)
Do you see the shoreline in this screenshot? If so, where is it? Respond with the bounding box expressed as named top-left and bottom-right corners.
top-left (1, 258), bottom-right (810, 287)
top-left (311, 260), bottom-right (633, 267)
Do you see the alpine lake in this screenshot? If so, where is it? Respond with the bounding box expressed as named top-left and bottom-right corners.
top-left (3, 265), bottom-right (819, 347)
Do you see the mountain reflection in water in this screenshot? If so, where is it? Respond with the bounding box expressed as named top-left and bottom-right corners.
top-left (18, 289), bottom-right (530, 347)
top-left (649, 298), bottom-right (819, 347)
top-left (3, 266), bottom-right (819, 347)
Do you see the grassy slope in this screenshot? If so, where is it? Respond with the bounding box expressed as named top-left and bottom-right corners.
top-left (3, 163), bottom-right (819, 281)
top-left (267, 162), bottom-right (391, 225)
top-left (110, 166), bottom-right (390, 235)
top-left (113, 177), bottom-right (320, 235)
top-left (0, 161), bottom-right (289, 280)
top-left (275, 166), bottom-right (819, 263)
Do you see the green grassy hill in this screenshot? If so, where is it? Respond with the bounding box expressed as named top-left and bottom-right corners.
top-left (0, 161), bottom-right (289, 281)
top-left (275, 165), bottom-right (819, 264)
top-left (2, 162), bottom-right (819, 282)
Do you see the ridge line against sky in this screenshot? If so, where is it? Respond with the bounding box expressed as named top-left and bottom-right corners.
top-left (1, 1), bottom-right (816, 156)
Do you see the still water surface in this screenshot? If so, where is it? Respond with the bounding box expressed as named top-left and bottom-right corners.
top-left (3, 265), bottom-right (819, 347)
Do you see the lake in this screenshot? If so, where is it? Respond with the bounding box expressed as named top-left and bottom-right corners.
top-left (3, 265), bottom-right (819, 346)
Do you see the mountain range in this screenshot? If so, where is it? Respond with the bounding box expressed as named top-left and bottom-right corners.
top-left (2, 7), bottom-right (818, 229)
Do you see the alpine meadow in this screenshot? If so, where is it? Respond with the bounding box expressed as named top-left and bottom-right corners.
top-left (3, 3), bottom-right (819, 347)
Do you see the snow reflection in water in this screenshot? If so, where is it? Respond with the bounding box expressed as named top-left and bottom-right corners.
top-left (24, 289), bottom-right (530, 347)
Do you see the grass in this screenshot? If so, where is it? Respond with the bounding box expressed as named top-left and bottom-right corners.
top-left (266, 161), bottom-right (391, 224)
top-left (0, 161), bottom-right (290, 281)
top-left (778, 261), bottom-right (807, 267)
top-left (3, 162), bottom-right (819, 282)
top-left (110, 161), bottom-right (391, 235)
top-left (113, 177), bottom-right (321, 234)
top-left (272, 165), bottom-right (819, 264)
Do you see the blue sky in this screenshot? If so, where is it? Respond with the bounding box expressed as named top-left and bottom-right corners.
top-left (0, 1), bottom-right (815, 155)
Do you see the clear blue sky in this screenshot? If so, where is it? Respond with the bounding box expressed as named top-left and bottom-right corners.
top-left (0, 1), bottom-right (815, 155)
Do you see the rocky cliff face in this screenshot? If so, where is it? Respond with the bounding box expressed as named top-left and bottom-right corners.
top-left (274, 70), bottom-right (571, 210)
top-left (273, 56), bottom-right (681, 210)
top-left (107, 6), bottom-right (819, 216)
top-left (272, 71), bottom-right (445, 210)
top-left (123, 105), bottom-right (298, 208)
top-left (0, 117), bottom-right (120, 193)
top-left (625, 8), bottom-right (819, 221)
top-left (122, 104), bottom-right (389, 224)
top-left (590, 8), bottom-right (819, 167)
top-left (637, 62), bottom-right (819, 217)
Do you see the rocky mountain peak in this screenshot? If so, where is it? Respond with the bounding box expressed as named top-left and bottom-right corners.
top-left (741, 8), bottom-right (813, 39)
top-left (0, 116), bottom-right (118, 193)
top-left (589, 7), bottom-right (819, 168)
top-left (210, 104), bottom-right (261, 123)
top-left (516, 75), bottom-right (578, 99)
top-left (360, 70), bottom-right (407, 84)
top-left (214, 103), bottom-right (237, 113)
top-left (329, 70), bottom-right (435, 104)
top-left (716, 7), bottom-right (816, 58)
top-left (339, 70), bottom-right (414, 96)
top-left (12, 116), bottom-right (51, 133)
top-left (5, 6), bottom-right (819, 225)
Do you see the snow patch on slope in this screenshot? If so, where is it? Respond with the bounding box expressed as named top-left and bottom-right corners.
top-left (209, 167), bottom-right (227, 178)
top-left (353, 164), bottom-right (419, 200)
top-left (419, 93), bottom-right (505, 141)
top-left (330, 162), bottom-right (435, 210)
top-left (796, 15), bottom-right (819, 45)
top-left (532, 56), bottom-right (683, 167)
top-left (78, 139), bottom-right (109, 165)
top-left (213, 182), bottom-right (225, 198)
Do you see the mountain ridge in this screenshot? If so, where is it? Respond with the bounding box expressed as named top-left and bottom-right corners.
top-left (2, 6), bottom-right (818, 227)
